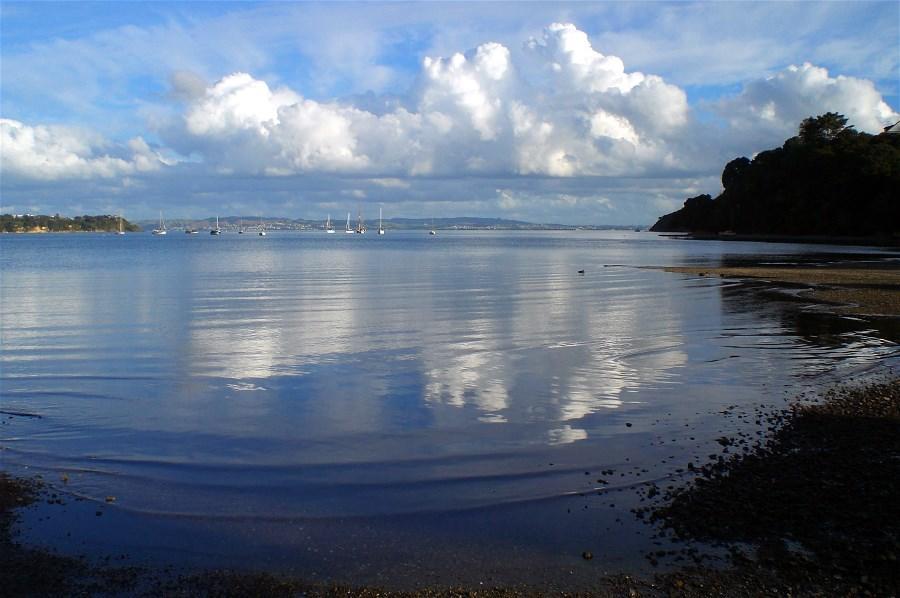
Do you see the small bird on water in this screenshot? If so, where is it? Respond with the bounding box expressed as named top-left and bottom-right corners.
top-left (577, 269), bottom-right (585, 274)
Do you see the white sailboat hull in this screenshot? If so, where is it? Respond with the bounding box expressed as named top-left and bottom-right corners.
top-left (154, 211), bottom-right (167, 235)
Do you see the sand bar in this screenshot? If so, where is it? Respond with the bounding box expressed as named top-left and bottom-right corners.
top-left (661, 265), bottom-right (900, 316)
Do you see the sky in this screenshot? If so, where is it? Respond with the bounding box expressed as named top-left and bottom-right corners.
top-left (1, 1), bottom-right (898, 225)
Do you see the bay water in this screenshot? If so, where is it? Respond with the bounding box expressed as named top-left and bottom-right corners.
top-left (2, 231), bottom-right (898, 587)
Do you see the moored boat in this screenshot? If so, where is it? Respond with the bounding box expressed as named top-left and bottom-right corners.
top-left (152, 211), bottom-right (167, 235)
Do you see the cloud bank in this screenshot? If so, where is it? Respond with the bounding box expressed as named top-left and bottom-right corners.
top-left (1, 22), bottom-right (897, 224)
top-left (1, 118), bottom-right (164, 181)
top-left (164, 23), bottom-right (692, 179)
top-left (163, 24), bottom-right (896, 182)
top-left (716, 62), bottom-right (898, 139)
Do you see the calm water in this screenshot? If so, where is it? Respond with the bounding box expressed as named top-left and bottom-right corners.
top-left (2, 231), bottom-right (899, 587)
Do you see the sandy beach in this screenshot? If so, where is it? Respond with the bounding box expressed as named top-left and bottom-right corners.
top-left (661, 265), bottom-right (900, 316)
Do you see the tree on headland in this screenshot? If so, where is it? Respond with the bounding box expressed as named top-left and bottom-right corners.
top-left (798, 112), bottom-right (853, 144)
top-left (650, 114), bottom-right (900, 238)
top-left (721, 156), bottom-right (750, 190)
top-left (0, 214), bottom-right (141, 233)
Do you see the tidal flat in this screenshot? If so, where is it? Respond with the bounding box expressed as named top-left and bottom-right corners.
top-left (662, 263), bottom-right (900, 316)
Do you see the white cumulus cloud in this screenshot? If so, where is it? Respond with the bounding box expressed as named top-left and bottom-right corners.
top-left (169, 23), bottom-right (693, 178)
top-left (716, 62), bottom-right (899, 137)
top-left (1, 118), bottom-right (164, 181)
top-left (7, 23), bottom-right (896, 195)
top-left (525, 23), bottom-right (644, 94)
top-left (184, 72), bottom-right (300, 137)
top-left (420, 42), bottom-right (512, 141)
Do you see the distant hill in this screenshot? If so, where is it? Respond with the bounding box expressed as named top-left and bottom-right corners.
top-left (650, 113), bottom-right (900, 240)
top-left (137, 216), bottom-right (641, 231)
top-left (1, 214), bottom-right (139, 233)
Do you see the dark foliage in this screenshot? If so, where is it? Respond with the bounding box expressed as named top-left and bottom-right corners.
top-left (651, 113), bottom-right (900, 237)
top-left (0, 214), bottom-right (140, 233)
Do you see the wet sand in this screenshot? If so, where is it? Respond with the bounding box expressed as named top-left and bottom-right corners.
top-left (662, 265), bottom-right (900, 316)
top-left (4, 376), bottom-right (899, 596)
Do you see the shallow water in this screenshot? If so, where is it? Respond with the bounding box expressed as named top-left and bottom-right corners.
top-left (2, 230), bottom-right (898, 587)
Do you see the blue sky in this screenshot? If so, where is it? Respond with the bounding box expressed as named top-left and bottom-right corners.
top-left (1, 1), bottom-right (898, 224)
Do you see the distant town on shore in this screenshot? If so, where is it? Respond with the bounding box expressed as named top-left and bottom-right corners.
top-left (1, 214), bottom-right (642, 234)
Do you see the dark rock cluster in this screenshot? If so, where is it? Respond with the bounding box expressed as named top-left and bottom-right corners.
top-left (643, 378), bottom-right (900, 595)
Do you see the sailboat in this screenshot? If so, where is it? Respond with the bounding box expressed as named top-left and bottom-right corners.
top-left (210, 215), bottom-right (221, 235)
top-left (238, 218), bottom-right (244, 234)
top-left (258, 216), bottom-right (266, 236)
top-left (117, 213), bottom-right (125, 235)
top-left (152, 211), bottom-right (167, 235)
top-left (429, 218), bottom-right (436, 236)
top-left (325, 214), bottom-right (335, 233)
top-left (355, 208), bottom-right (366, 234)
top-left (378, 207), bottom-right (385, 235)
top-left (345, 212), bottom-right (353, 234)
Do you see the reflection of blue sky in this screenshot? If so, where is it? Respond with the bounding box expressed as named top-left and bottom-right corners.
top-left (418, 253), bottom-right (692, 444)
top-left (3, 234), bottom-right (691, 449)
top-left (3, 233), bottom-right (899, 520)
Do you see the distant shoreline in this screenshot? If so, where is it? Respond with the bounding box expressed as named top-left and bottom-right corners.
top-left (3, 227), bottom-right (640, 234)
top-left (0, 230), bottom-right (126, 234)
top-left (1, 214), bottom-right (140, 234)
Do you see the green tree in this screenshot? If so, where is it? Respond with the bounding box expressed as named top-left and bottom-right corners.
top-left (722, 156), bottom-right (750, 190)
top-left (799, 112), bottom-right (853, 144)
top-left (651, 114), bottom-right (900, 238)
